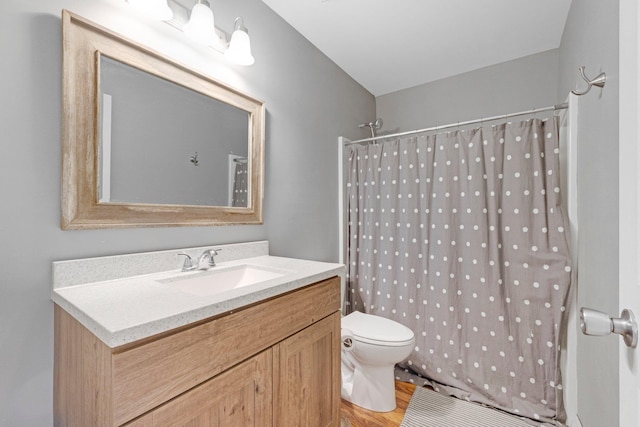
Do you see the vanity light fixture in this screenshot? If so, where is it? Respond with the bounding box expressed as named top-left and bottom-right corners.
top-left (183, 1), bottom-right (219, 45)
top-left (126, 0), bottom-right (255, 66)
top-left (224, 17), bottom-right (255, 66)
top-left (128, 0), bottom-right (173, 21)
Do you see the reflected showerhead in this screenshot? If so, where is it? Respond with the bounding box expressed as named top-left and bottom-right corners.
top-left (359, 118), bottom-right (383, 138)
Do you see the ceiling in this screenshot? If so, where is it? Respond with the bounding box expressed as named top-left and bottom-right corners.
top-left (260, 0), bottom-right (572, 96)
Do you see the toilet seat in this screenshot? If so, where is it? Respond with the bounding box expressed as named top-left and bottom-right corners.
top-left (351, 334), bottom-right (415, 347)
top-left (342, 311), bottom-right (414, 347)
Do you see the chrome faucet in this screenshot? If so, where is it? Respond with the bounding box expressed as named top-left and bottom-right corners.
top-left (177, 249), bottom-right (221, 272)
top-left (197, 249), bottom-right (221, 270)
top-left (178, 253), bottom-right (196, 272)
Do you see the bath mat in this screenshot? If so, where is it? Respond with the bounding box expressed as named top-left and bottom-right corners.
top-left (400, 387), bottom-right (532, 427)
top-left (340, 415), bottom-right (352, 427)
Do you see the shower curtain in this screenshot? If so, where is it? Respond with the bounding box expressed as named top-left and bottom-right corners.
top-left (231, 161), bottom-right (248, 207)
top-left (346, 117), bottom-right (572, 425)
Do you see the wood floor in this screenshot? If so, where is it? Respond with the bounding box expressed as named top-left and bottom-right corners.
top-left (340, 381), bottom-right (416, 427)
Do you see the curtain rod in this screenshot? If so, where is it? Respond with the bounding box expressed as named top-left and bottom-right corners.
top-left (344, 102), bottom-right (568, 146)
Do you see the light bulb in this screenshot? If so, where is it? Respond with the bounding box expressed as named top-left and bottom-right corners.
top-left (128, 0), bottom-right (173, 21)
top-left (183, 3), bottom-right (218, 45)
top-left (225, 18), bottom-right (254, 66)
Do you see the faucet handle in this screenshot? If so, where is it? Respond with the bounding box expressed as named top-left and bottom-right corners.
top-left (207, 248), bottom-right (222, 267)
top-left (178, 253), bottom-right (195, 271)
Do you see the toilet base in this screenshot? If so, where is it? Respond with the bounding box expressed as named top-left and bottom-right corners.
top-left (341, 361), bottom-right (396, 412)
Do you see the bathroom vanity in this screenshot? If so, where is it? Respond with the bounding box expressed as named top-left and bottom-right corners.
top-left (56, 13), bottom-right (342, 425)
top-left (52, 242), bottom-right (344, 426)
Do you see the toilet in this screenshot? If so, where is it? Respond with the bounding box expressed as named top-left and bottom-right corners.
top-left (341, 311), bottom-right (415, 412)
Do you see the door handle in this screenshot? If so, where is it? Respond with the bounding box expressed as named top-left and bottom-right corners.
top-left (580, 307), bottom-right (638, 348)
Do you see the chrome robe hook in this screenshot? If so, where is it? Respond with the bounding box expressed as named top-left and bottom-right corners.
top-left (571, 66), bottom-right (606, 96)
top-left (190, 152), bottom-right (199, 166)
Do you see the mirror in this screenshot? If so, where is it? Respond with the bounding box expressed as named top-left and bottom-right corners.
top-left (99, 56), bottom-right (250, 207)
top-left (61, 10), bottom-right (264, 229)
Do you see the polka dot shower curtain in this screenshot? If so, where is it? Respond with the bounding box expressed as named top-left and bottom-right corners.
top-left (346, 117), bottom-right (572, 426)
top-left (231, 161), bottom-right (248, 207)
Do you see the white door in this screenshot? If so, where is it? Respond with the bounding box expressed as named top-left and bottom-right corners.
top-left (618, 0), bottom-right (640, 425)
top-left (576, 1), bottom-right (639, 426)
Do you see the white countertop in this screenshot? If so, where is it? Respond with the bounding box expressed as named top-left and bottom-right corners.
top-left (52, 255), bottom-right (344, 348)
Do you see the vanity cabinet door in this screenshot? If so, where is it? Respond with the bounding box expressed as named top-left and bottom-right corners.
top-left (126, 349), bottom-right (272, 427)
top-left (273, 312), bottom-right (341, 427)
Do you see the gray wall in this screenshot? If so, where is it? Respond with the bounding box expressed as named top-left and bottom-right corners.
top-left (0, 0), bottom-right (374, 424)
top-left (376, 49), bottom-right (560, 134)
top-left (558, 1), bottom-right (620, 426)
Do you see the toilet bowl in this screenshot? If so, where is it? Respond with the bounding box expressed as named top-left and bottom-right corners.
top-left (341, 311), bottom-right (415, 412)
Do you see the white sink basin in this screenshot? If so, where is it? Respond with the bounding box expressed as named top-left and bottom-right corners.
top-left (158, 265), bottom-right (289, 296)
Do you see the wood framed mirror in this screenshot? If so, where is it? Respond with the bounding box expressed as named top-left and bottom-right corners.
top-left (61, 10), bottom-right (264, 229)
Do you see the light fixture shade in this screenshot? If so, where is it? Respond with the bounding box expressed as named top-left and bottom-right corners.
top-left (184, 3), bottom-right (218, 45)
top-left (129, 0), bottom-right (173, 21)
top-left (225, 18), bottom-right (255, 66)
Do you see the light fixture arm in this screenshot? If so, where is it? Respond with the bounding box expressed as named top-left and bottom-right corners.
top-left (233, 17), bottom-right (248, 34)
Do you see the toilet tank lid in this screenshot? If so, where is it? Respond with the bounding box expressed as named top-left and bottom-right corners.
top-left (342, 311), bottom-right (414, 343)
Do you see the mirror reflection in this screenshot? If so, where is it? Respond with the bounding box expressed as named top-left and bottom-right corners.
top-left (99, 56), bottom-right (249, 207)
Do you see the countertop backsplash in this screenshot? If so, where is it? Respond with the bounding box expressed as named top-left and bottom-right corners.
top-left (53, 241), bottom-right (269, 289)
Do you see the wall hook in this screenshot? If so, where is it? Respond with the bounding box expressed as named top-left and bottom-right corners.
top-left (190, 152), bottom-right (199, 166)
top-left (571, 66), bottom-right (606, 96)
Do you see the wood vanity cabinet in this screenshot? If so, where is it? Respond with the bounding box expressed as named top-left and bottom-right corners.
top-left (54, 276), bottom-right (341, 427)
